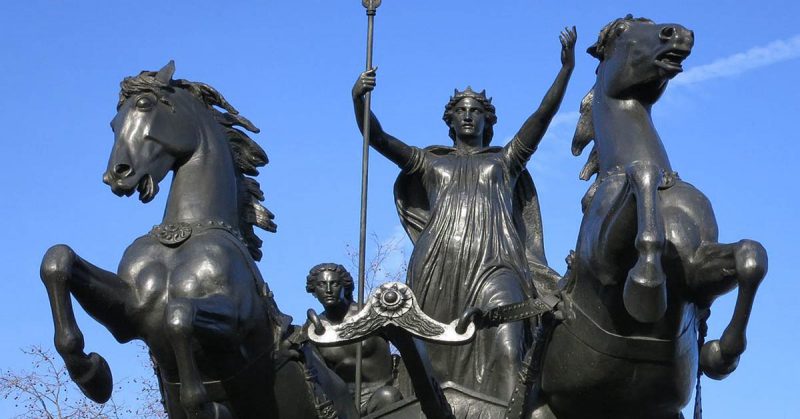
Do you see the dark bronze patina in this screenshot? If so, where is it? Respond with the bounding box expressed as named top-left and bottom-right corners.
top-left (37, 12), bottom-right (769, 419)
top-left (352, 27), bottom-right (576, 417)
top-left (526, 16), bottom-right (768, 419)
top-left (304, 264), bottom-right (401, 414)
top-left (309, 281), bottom-right (475, 419)
top-left (40, 62), bottom-right (357, 419)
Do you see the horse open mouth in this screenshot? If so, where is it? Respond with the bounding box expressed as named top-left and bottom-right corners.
top-left (136, 174), bottom-right (159, 203)
top-left (655, 49), bottom-right (690, 73)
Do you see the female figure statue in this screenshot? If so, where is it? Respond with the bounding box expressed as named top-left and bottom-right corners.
top-left (352, 28), bottom-right (576, 402)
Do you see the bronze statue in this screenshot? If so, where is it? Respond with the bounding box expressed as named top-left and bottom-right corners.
top-left (305, 263), bottom-right (401, 413)
top-left (36, 12), bottom-right (771, 419)
top-left (351, 28), bottom-right (576, 403)
top-left (40, 61), bottom-right (357, 419)
top-left (527, 16), bottom-right (768, 419)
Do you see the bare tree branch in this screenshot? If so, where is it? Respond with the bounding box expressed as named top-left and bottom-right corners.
top-left (346, 232), bottom-right (408, 296)
top-left (1, 345), bottom-right (166, 419)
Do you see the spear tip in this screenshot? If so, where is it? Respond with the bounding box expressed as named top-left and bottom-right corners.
top-left (362, 0), bottom-right (381, 11)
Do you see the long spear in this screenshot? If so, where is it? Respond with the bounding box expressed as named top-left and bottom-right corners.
top-left (355, 0), bottom-right (381, 411)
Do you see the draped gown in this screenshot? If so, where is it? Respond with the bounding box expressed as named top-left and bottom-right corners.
top-left (394, 136), bottom-right (547, 404)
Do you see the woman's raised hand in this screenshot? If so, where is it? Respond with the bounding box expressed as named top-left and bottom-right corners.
top-left (560, 26), bottom-right (577, 68)
top-left (352, 67), bottom-right (377, 99)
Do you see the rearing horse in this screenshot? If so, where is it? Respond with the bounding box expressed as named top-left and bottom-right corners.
top-left (40, 62), bottom-right (355, 419)
top-left (530, 17), bottom-right (768, 419)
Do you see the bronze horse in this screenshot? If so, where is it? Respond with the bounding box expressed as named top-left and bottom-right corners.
top-left (40, 62), bottom-right (356, 419)
top-left (530, 17), bottom-right (767, 419)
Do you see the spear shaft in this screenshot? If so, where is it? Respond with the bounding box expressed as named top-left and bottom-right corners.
top-left (356, 0), bottom-right (380, 411)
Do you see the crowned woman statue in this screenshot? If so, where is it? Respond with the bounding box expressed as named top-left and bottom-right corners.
top-left (352, 28), bottom-right (576, 402)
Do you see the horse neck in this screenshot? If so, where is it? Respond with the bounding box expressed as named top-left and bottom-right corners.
top-left (592, 82), bottom-right (673, 174)
top-left (163, 122), bottom-right (239, 227)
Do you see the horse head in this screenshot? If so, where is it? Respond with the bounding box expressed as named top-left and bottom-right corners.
top-left (104, 60), bottom-right (261, 205)
top-left (103, 60), bottom-right (274, 261)
top-left (589, 15), bottom-right (693, 103)
top-left (104, 61), bottom-right (191, 202)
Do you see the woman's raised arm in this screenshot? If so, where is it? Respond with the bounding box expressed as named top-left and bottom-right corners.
top-left (510, 27), bottom-right (577, 156)
top-left (353, 68), bottom-right (414, 167)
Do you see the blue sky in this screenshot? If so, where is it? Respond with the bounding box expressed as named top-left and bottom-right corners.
top-left (1, 1), bottom-right (797, 417)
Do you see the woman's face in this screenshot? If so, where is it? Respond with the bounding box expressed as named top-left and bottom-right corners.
top-left (449, 97), bottom-right (486, 145)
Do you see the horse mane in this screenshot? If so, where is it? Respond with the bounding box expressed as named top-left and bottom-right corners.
top-left (572, 15), bottom-right (656, 182)
top-left (119, 70), bottom-right (277, 261)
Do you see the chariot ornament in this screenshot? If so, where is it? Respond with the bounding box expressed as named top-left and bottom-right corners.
top-left (308, 282), bottom-right (476, 346)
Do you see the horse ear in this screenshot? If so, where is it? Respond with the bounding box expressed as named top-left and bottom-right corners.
top-left (572, 87), bottom-right (595, 157)
top-left (587, 43), bottom-right (601, 59)
top-left (156, 60), bottom-right (176, 83)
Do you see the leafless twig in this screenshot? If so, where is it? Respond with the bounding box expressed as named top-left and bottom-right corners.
top-left (0, 345), bottom-right (167, 418)
top-left (345, 232), bottom-right (408, 296)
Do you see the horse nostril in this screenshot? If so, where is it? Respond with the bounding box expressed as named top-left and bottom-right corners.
top-left (113, 164), bottom-right (133, 178)
top-left (660, 26), bottom-right (676, 41)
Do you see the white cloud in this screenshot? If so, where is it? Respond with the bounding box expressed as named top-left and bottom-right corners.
top-left (674, 34), bottom-right (800, 86)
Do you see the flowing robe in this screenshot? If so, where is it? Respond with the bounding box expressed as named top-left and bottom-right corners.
top-left (394, 137), bottom-right (552, 402)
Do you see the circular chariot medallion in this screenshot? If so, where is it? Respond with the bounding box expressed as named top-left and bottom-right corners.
top-left (371, 283), bottom-right (412, 318)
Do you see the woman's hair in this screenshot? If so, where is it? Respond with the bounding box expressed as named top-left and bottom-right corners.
top-left (305, 263), bottom-right (354, 302)
top-left (442, 87), bottom-right (498, 147)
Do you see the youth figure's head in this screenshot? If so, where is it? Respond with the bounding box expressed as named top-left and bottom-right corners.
top-left (306, 263), bottom-right (354, 310)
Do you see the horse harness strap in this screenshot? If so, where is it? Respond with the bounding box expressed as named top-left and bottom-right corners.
top-left (149, 220), bottom-right (247, 247)
top-left (561, 297), bottom-right (696, 363)
top-left (161, 347), bottom-right (272, 393)
top-left (581, 166), bottom-right (680, 212)
top-left (595, 164), bottom-right (679, 188)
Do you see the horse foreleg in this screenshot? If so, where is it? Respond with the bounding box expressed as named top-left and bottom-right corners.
top-left (691, 240), bottom-right (767, 380)
top-left (166, 297), bottom-right (235, 419)
top-left (39, 244), bottom-right (135, 403)
top-left (623, 162), bottom-right (667, 323)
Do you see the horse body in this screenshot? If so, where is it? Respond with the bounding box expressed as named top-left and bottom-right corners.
top-left (531, 17), bottom-right (767, 419)
top-left (41, 62), bottom-right (356, 419)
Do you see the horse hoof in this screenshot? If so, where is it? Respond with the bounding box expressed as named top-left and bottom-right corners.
top-left (623, 269), bottom-right (667, 323)
top-left (67, 352), bottom-right (113, 403)
top-left (700, 339), bottom-right (739, 380)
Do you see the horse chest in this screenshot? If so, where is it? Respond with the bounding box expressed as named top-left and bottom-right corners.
top-left (593, 104), bottom-right (672, 172)
top-left (119, 237), bottom-right (236, 301)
